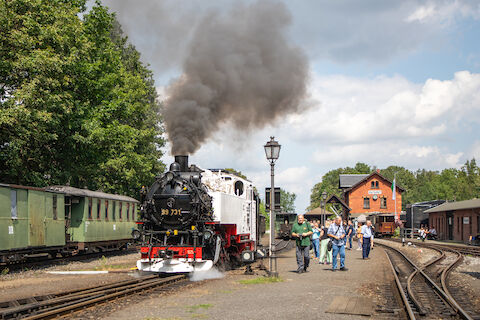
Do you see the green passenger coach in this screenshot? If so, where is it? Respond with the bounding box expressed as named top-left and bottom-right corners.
top-left (1, 183), bottom-right (66, 263)
top-left (47, 186), bottom-right (139, 253)
top-left (1, 183), bottom-right (139, 265)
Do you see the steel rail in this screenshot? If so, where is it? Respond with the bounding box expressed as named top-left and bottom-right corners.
top-left (22, 275), bottom-right (186, 320)
top-left (1, 275), bottom-right (185, 320)
top-left (439, 250), bottom-right (463, 302)
top-left (377, 242), bottom-right (473, 320)
top-left (383, 250), bottom-right (416, 320)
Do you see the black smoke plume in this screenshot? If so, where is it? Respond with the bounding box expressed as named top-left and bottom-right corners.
top-left (164, 1), bottom-right (308, 155)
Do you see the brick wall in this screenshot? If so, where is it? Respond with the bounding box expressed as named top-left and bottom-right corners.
top-left (429, 212), bottom-right (447, 240)
top-left (429, 208), bottom-right (480, 242)
top-left (452, 209), bottom-right (480, 242)
top-left (346, 173), bottom-right (402, 215)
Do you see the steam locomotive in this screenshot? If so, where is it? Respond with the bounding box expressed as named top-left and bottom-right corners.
top-left (135, 156), bottom-right (263, 273)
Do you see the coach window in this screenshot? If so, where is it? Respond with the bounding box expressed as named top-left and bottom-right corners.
top-left (105, 200), bottom-right (109, 220)
top-left (132, 204), bottom-right (135, 221)
top-left (126, 203), bottom-right (130, 221)
top-left (119, 202), bottom-right (123, 220)
top-left (363, 197), bottom-right (370, 209)
top-left (113, 201), bottom-right (116, 220)
top-left (11, 189), bottom-right (18, 219)
top-left (380, 197), bottom-right (387, 209)
top-left (97, 199), bottom-right (101, 220)
top-left (88, 197), bottom-right (92, 219)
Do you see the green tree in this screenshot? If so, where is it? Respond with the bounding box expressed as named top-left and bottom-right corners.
top-left (280, 189), bottom-right (296, 213)
top-left (0, 0), bottom-right (164, 198)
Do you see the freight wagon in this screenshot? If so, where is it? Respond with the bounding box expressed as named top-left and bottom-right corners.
top-left (0, 183), bottom-right (139, 265)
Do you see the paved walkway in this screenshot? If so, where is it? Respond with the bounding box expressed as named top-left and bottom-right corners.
top-left (104, 244), bottom-right (392, 320)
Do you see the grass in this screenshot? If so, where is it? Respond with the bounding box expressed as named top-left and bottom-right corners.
top-left (1, 268), bottom-right (9, 276)
top-left (186, 304), bottom-right (213, 313)
top-left (238, 276), bottom-right (284, 285)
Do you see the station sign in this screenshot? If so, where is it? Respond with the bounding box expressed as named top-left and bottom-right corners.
top-left (368, 190), bottom-right (382, 195)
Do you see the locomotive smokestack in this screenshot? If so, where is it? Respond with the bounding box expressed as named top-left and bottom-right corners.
top-left (174, 155), bottom-right (189, 172)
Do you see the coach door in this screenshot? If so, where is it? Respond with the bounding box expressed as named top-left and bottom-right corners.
top-left (446, 211), bottom-right (454, 240)
top-left (28, 190), bottom-right (46, 247)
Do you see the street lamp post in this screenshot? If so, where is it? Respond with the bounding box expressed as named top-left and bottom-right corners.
top-left (321, 191), bottom-right (327, 226)
top-left (264, 136), bottom-right (281, 277)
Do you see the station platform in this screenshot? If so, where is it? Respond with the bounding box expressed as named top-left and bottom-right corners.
top-left (104, 244), bottom-right (393, 320)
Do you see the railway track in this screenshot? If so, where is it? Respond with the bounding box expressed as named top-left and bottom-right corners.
top-left (2, 246), bottom-right (139, 274)
top-left (0, 274), bottom-right (187, 319)
top-left (378, 241), bottom-right (477, 320)
top-left (273, 239), bottom-right (293, 252)
top-left (385, 238), bottom-right (480, 257)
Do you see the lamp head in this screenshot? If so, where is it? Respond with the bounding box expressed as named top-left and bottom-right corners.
top-left (264, 136), bottom-right (281, 163)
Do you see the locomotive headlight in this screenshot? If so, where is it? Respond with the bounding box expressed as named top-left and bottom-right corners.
top-left (203, 230), bottom-right (213, 240)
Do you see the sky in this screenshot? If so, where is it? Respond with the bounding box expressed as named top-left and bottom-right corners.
top-left (101, 0), bottom-right (480, 212)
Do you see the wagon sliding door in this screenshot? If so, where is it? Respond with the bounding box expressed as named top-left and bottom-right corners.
top-left (28, 190), bottom-right (46, 247)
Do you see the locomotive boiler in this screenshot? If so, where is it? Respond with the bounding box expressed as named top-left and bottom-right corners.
top-left (136, 156), bottom-right (261, 273)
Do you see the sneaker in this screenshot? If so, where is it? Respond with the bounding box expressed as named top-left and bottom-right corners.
top-left (340, 267), bottom-right (348, 271)
top-left (356, 248), bottom-right (362, 251)
top-left (297, 269), bottom-right (305, 274)
top-left (326, 262), bottom-right (331, 265)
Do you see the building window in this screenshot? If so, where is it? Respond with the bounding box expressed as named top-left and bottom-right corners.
top-left (11, 189), bottom-right (18, 219)
top-left (371, 181), bottom-right (375, 188)
top-left (88, 197), bottom-right (92, 219)
top-left (113, 201), bottom-right (116, 220)
top-left (105, 200), bottom-right (109, 220)
top-left (363, 197), bottom-right (370, 209)
top-left (119, 202), bottom-right (123, 220)
top-left (97, 199), bottom-right (101, 220)
top-left (53, 195), bottom-right (58, 220)
top-left (375, 181), bottom-right (379, 188)
top-left (126, 203), bottom-right (130, 221)
top-left (380, 197), bottom-right (387, 209)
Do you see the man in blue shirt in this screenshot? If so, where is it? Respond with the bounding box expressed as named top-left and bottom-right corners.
top-left (361, 220), bottom-right (374, 259)
top-left (327, 216), bottom-right (347, 271)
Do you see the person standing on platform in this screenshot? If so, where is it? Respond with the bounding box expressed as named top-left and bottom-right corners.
top-left (345, 220), bottom-right (355, 250)
top-left (291, 214), bottom-right (313, 273)
top-left (361, 220), bottom-right (374, 259)
top-left (328, 216), bottom-right (347, 271)
top-left (356, 222), bottom-right (363, 250)
top-left (319, 220), bottom-right (332, 265)
top-left (312, 221), bottom-right (321, 260)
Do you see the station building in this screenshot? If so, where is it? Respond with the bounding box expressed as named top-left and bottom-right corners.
top-left (425, 199), bottom-right (480, 242)
top-left (339, 171), bottom-right (404, 220)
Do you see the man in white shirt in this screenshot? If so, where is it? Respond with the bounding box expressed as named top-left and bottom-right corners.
top-left (361, 220), bottom-right (374, 259)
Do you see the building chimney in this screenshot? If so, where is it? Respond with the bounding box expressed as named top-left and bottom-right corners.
top-left (376, 169), bottom-right (380, 173)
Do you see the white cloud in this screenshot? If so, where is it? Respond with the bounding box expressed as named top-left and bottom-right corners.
top-left (406, 1), bottom-right (480, 24)
top-left (288, 71), bottom-right (480, 145)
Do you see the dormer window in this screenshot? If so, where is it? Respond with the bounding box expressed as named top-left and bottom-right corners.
top-left (371, 181), bottom-right (379, 189)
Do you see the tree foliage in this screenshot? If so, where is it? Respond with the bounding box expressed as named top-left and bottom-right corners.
top-left (310, 159), bottom-right (480, 210)
top-left (0, 0), bottom-right (164, 198)
top-left (280, 189), bottom-right (296, 213)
